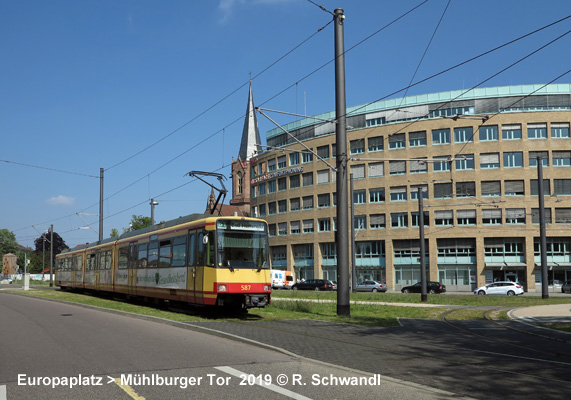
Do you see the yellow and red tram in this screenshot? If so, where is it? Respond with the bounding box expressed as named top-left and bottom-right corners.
top-left (55, 214), bottom-right (272, 309)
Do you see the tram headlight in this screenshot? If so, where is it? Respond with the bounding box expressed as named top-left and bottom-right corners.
top-left (217, 284), bottom-right (228, 292)
top-left (264, 285), bottom-right (271, 291)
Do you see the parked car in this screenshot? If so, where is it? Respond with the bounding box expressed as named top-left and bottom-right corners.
top-left (0, 277), bottom-right (13, 284)
top-left (474, 281), bottom-right (524, 296)
top-left (561, 280), bottom-right (571, 294)
top-left (355, 280), bottom-right (387, 292)
top-left (401, 281), bottom-right (446, 294)
top-left (291, 279), bottom-right (335, 291)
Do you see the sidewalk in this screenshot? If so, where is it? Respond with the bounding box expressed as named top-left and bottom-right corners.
top-left (510, 303), bottom-right (571, 323)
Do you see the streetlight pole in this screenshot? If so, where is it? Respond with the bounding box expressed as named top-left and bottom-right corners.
top-left (150, 199), bottom-right (159, 226)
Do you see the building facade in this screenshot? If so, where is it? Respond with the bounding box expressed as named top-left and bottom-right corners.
top-left (246, 84), bottom-right (571, 292)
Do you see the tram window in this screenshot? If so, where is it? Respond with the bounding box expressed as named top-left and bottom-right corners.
top-left (138, 243), bottom-right (148, 267)
top-left (197, 232), bottom-right (205, 265)
top-left (148, 241), bottom-right (159, 267)
top-left (129, 244), bottom-right (137, 268)
top-left (207, 231), bottom-right (215, 267)
top-left (118, 246), bottom-right (129, 269)
top-left (159, 240), bottom-right (172, 267)
top-left (172, 236), bottom-right (186, 267)
top-left (188, 233), bottom-right (196, 266)
top-left (87, 254), bottom-right (96, 270)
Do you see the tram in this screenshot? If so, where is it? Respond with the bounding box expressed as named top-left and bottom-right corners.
top-left (55, 214), bottom-right (272, 309)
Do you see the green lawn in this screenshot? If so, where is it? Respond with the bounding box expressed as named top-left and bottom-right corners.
top-left (3, 287), bottom-right (570, 328)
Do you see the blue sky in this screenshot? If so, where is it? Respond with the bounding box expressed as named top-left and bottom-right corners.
top-left (2, 0), bottom-right (570, 248)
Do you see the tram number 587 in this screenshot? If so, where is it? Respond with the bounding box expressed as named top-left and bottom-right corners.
top-left (241, 285), bottom-right (251, 291)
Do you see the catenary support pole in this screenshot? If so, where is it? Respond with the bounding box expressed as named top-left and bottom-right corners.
top-left (419, 188), bottom-right (427, 302)
top-left (334, 8), bottom-right (350, 316)
top-left (538, 158), bottom-right (548, 299)
top-left (99, 168), bottom-right (104, 243)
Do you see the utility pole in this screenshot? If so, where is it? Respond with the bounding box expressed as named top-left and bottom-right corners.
top-left (418, 188), bottom-right (427, 302)
top-left (538, 157), bottom-right (548, 299)
top-left (49, 224), bottom-right (54, 287)
top-left (150, 198), bottom-right (159, 225)
top-left (334, 8), bottom-right (350, 316)
top-left (350, 174), bottom-right (357, 292)
top-left (99, 168), bottom-right (104, 243)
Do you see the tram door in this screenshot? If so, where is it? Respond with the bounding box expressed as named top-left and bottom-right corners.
top-left (187, 231), bottom-right (204, 305)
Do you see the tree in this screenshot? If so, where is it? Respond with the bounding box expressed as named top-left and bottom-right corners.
top-left (33, 231), bottom-right (69, 271)
top-left (110, 228), bottom-right (120, 238)
top-left (127, 215), bottom-right (152, 232)
top-left (0, 229), bottom-right (19, 256)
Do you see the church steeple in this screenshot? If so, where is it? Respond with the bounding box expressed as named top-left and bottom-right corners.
top-left (237, 82), bottom-right (262, 161)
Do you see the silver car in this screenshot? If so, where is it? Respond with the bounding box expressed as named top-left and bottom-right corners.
top-left (355, 280), bottom-right (387, 293)
top-left (474, 281), bottom-right (524, 296)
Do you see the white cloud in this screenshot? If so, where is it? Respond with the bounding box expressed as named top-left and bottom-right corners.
top-left (47, 195), bottom-right (75, 206)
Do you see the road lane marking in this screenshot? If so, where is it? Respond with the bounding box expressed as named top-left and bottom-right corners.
top-left (214, 366), bottom-right (312, 400)
top-left (113, 378), bottom-right (146, 400)
top-left (472, 349), bottom-right (571, 366)
top-left (0, 385), bottom-right (6, 400)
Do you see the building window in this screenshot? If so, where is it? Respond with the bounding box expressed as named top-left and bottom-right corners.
top-left (277, 155), bottom-right (286, 169)
top-left (555, 209), bottom-right (571, 224)
top-left (410, 158), bottom-right (427, 174)
top-left (289, 174), bottom-right (300, 189)
top-left (529, 151), bottom-right (549, 167)
top-left (302, 172), bottom-right (313, 187)
top-left (369, 214), bottom-right (386, 229)
top-left (278, 177), bottom-right (287, 191)
top-left (481, 181), bottom-right (501, 197)
top-left (290, 197), bottom-right (300, 212)
top-left (302, 220), bottom-right (314, 233)
top-left (454, 127), bottom-right (473, 143)
top-left (390, 186), bottom-right (407, 202)
top-left (351, 164), bottom-right (365, 179)
top-left (302, 196), bottom-right (314, 210)
top-left (258, 204), bottom-right (266, 217)
top-left (528, 123), bottom-right (547, 139)
top-left (410, 185), bottom-right (428, 200)
top-left (432, 128), bottom-right (450, 145)
top-left (456, 210), bottom-right (476, 225)
top-left (531, 208), bottom-right (552, 224)
top-left (317, 145), bottom-right (329, 159)
top-left (553, 151), bottom-right (571, 167)
top-left (258, 183), bottom-right (266, 196)
top-left (391, 213), bottom-right (408, 228)
top-left (268, 224), bottom-right (276, 236)
top-left (318, 218), bottom-right (331, 232)
top-left (455, 154), bottom-right (474, 170)
top-left (479, 125), bottom-right (498, 141)
top-left (435, 210), bottom-right (453, 226)
top-left (237, 172), bottom-right (243, 194)
top-left (353, 190), bottom-right (366, 204)
top-left (482, 209), bottom-right (502, 225)
top-left (278, 200), bottom-right (287, 214)
top-left (554, 179), bottom-right (571, 195)
top-left (302, 150), bottom-right (313, 163)
top-left (350, 139), bottom-right (365, 154)
top-left (321, 243), bottom-right (337, 260)
top-left (456, 181), bottom-right (475, 197)
top-left (506, 209), bottom-right (525, 224)
top-left (531, 179), bottom-right (551, 196)
top-left (290, 221), bottom-right (300, 235)
top-left (411, 211), bottom-right (430, 227)
top-left (433, 156), bottom-right (451, 172)
top-left (551, 123), bottom-right (570, 138)
top-left (368, 162), bottom-right (384, 178)
top-left (278, 222), bottom-right (287, 236)
top-left (502, 124), bottom-right (522, 140)
top-left (368, 136), bottom-right (384, 152)
top-left (505, 180), bottom-right (524, 196)
top-left (318, 193), bottom-right (330, 208)
top-left (354, 215), bottom-right (366, 230)
top-left (317, 169), bottom-right (330, 184)
top-left (369, 188), bottom-right (385, 203)
top-left (268, 202), bottom-right (276, 215)
top-left (268, 159), bottom-right (276, 172)
top-left (289, 152), bottom-right (300, 166)
top-left (388, 133), bottom-right (405, 149)
top-left (409, 131), bottom-right (427, 147)
top-left (480, 153), bottom-right (500, 169)
top-left (434, 182), bottom-right (453, 199)
top-left (389, 160), bottom-right (406, 175)
top-left (503, 152), bottom-right (523, 168)
top-left (268, 180), bottom-right (276, 193)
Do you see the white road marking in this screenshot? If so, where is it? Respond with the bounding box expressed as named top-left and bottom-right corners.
top-left (214, 366), bottom-right (312, 400)
top-left (471, 349), bottom-right (571, 366)
top-left (0, 385), bottom-right (6, 400)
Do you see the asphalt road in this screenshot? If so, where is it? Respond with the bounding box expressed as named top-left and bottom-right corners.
top-left (0, 293), bottom-right (464, 400)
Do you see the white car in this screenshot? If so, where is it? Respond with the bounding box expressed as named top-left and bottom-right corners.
top-left (0, 277), bottom-right (13, 284)
top-left (474, 281), bottom-right (524, 296)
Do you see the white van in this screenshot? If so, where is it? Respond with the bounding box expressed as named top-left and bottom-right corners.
top-left (270, 269), bottom-right (286, 289)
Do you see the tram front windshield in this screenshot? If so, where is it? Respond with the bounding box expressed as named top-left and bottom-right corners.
top-left (216, 220), bottom-right (268, 269)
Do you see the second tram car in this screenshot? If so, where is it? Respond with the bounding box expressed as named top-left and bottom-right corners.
top-left (55, 214), bottom-right (272, 310)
